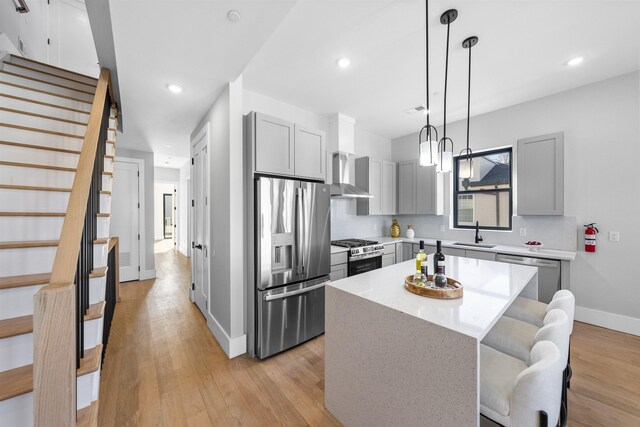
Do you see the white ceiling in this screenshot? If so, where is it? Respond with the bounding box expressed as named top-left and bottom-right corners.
top-left (108, 0), bottom-right (297, 158)
top-left (243, 0), bottom-right (640, 139)
top-left (154, 153), bottom-right (189, 169)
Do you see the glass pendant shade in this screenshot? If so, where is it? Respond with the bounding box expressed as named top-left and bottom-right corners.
top-left (459, 157), bottom-right (473, 179)
top-left (419, 138), bottom-right (438, 166)
top-left (437, 151), bottom-right (452, 173)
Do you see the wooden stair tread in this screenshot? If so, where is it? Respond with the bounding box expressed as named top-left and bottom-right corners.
top-left (0, 212), bottom-right (65, 217)
top-left (0, 160), bottom-right (76, 172)
top-left (0, 70), bottom-right (96, 96)
top-left (102, 171), bottom-right (113, 176)
top-left (0, 140), bottom-right (81, 155)
top-left (0, 344), bottom-right (103, 402)
top-left (0, 122), bottom-right (84, 139)
top-left (0, 184), bottom-right (72, 192)
top-left (0, 93), bottom-right (91, 115)
top-left (0, 81), bottom-right (93, 105)
top-left (94, 238), bottom-right (109, 245)
top-left (0, 240), bottom-right (59, 249)
top-left (0, 364), bottom-right (32, 401)
top-left (0, 106), bottom-right (88, 126)
top-left (100, 190), bottom-right (112, 195)
top-left (104, 154), bottom-right (115, 159)
top-left (5, 62), bottom-right (98, 88)
top-left (0, 272), bottom-right (51, 289)
top-left (9, 55), bottom-right (99, 82)
top-left (89, 267), bottom-right (108, 278)
top-left (0, 315), bottom-right (33, 339)
top-left (106, 140), bottom-right (116, 145)
top-left (85, 301), bottom-right (106, 321)
top-left (77, 400), bottom-right (100, 427)
top-left (96, 213), bottom-right (110, 217)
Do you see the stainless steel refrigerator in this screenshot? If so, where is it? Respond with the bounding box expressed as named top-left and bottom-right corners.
top-left (254, 176), bottom-right (331, 359)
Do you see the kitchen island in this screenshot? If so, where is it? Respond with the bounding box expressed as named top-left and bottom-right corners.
top-left (325, 255), bottom-right (539, 426)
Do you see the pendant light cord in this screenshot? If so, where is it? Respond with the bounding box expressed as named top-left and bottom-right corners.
top-left (425, 0), bottom-right (430, 128)
top-left (466, 41), bottom-right (472, 159)
top-left (443, 20), bottom-right (450, 139)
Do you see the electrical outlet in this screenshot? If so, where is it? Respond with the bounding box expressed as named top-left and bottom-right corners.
top-left (519, 228), bottom-right (527, 236)
top-left (609, 231), bottom-right (619, 242)
top-left (440, 225), bottom-right (445, 232)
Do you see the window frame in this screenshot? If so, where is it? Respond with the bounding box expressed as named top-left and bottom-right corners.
top-left (453, 147), bottom-right (513, 231)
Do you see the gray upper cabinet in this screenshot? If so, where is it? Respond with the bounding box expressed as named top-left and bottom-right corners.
top-left (397, 159), bottom-right (443, 215)
top-left (398, 160), bottom-right (417, 214)
top-left (381, 161), bottom-right (397, 215)
top-left (517, 132), bottom-right (564, 215)
top-left (356, 157), bottom-right (396, 215)
top-left (294, 125), bottom-right (326, 180)
top-left (254, 113), bottom-right (295, 176)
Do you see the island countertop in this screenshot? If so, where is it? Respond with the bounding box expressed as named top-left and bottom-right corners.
top-left (328, 254), bottom-right (538, 340)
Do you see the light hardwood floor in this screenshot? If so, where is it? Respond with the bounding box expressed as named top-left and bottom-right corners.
top-left (99, 243), bottom-right (640, 426)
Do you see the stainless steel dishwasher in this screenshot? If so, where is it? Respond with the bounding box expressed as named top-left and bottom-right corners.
top-left (496, 254), bottom-right (561, 303)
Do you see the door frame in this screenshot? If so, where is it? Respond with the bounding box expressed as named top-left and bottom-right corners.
top-left (162, 193), bottom-right (173, 239)
top-left (190, 122), bottom-right (210, 304)
top-left (114, 156), bottom-right (149, 280)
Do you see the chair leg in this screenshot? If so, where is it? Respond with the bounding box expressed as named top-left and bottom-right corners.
top-left (540, 410), bottom-right (548, 427)
top-left (567, 340), bottom-right (572, 389)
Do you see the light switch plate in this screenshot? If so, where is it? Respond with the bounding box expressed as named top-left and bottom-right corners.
top-left (519, 228), bottom-right (527, 236)
top-left (609, 231), bottom-right (619, 242)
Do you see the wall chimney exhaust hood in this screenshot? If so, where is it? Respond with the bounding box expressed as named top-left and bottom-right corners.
top-left (330, 152), bottom-right (372, 198)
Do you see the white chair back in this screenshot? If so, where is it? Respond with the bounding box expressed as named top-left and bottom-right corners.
top-left (547, 291), bottom-right (575, 334)
top-left (535, 309), bottom-right (570, 364)
top-left (511, 341), bottom-right (564, 427)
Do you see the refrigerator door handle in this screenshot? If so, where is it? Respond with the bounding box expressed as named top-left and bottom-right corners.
top-left (296, 187), bottom-right (304, 277)
top-left (264, 282), bottom-right (326, 301)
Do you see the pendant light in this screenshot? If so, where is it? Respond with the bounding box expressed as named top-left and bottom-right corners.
top-left (436, 9), bottom-right (457, 174)
top-left (418, 0), bottom-right (438, 167)
top-left (459, 36), bottom-right (479, 179)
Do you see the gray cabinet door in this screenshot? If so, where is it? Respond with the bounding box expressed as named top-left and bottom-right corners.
top-left (517, 132), bottom-right (564, 215)
top-left (417, 165), bottom-right (443, 215)
top-left (255, 113), bottom-right (295, 176)
top-left (442, 247), bottom-right (466, 257)
top-left (356, 157), bottom-right (382, 215)
top-left (294, 124), bottom-right (326, 180)
top-left (398, 160), bottom-right (417, 214)
top-left (465, 250), bottom-right (496, 261)
top-left (382, 161), bottom-right (397, 214)
top-left (382, 253), bottom-right (395, 268)
top-left (401, 243), bottom-right (413, 261)
top-left (330, 263), bottom-right (348, 282)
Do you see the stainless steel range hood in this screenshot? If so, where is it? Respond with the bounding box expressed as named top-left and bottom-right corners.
top-left (330, 152), bottom-right (372, 199)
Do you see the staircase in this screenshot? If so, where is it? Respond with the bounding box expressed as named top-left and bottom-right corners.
top-left (0, 53), bottom-right (117, 426)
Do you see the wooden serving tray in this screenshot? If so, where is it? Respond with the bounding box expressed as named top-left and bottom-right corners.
top-left (404, 275), bottom-right (463, 299)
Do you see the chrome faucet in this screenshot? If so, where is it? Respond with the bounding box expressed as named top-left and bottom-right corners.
top-left (475, 221), bottom-right (483, 244)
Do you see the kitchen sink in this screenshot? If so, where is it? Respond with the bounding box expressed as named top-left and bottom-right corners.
top-left (452, 242), bottom-right (497, 249)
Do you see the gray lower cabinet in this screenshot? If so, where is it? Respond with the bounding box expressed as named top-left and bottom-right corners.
top-left (382, 253), bottom-right (395, 268)
top-left (356, 158), bottom-right (397, 215)
top-left (517, 132), bottom-right (564, 215)
top-left (465, 250), bottom-right (496, 261)
top-left (330, 263), bottom-right (348, 281)
top-left (294, 124), bottom-right (326, 180)
top-left (401, 243), bottom-right (413, 262)
top-left (442, 247), bottom-right (466, 257)
top-left (397, 159), bottom-right (443, 215)
top-left (254, 112), bottom-right (295, 176)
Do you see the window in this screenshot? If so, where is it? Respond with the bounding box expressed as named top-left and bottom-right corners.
top-left (453, 148), bottom-right (512, 230)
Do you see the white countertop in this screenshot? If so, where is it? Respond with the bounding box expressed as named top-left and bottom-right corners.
top-left (328, 254), bottom-right (538, 340)
top-left (331, 236), bottom-right (576, 261)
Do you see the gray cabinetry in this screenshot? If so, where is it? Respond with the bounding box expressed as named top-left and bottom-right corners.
top-left (356, 157), bottom-right (396, 215)
top-left (254, 112), bottom-right (294, 176)
top-left (465, 250), bottom-right (496, 261)
top-left (401, 243), bottom-right (413, 262)
top-left (330, 251), bottom-right (348, 282)
top-left (397, 159), bottom-right (443, 215)
top-left (442, 247), bottom-right (466, 257)
top-left (294, 125), bottom-right (326, 180)
top-left (382, 254), bottom-right (395, 268)
top-left (517, 132), bottom-right (564, 215)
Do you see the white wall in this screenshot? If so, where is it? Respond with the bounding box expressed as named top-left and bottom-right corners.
top-left (0, 0), bottom-right (47, 61)
top-left (154, 166), bottom-right (179, 182)
top-left (178, 162), bottom-right (190, 256)
top-left (191, 75), bottom-right (245, 357)
top-left (153, 182), bottom-right (175, 240)
top-left (392, 72), bottom-right (640, 330)
top-left (116, 147), bottom-right (155, 275)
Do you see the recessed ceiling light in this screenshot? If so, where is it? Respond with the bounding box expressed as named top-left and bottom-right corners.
top-left (166, 83), bottom-right (183, 94)
top-left (227, 10), bottom-right (241, 23)
top-left (336, 57), bottom-right (351, 69)
top-left (166, 144), bottom-right (171, 148)
top-left (566, 56), bottom-right (585, 67)
top-left (164, 161), bottom-right (169, 165)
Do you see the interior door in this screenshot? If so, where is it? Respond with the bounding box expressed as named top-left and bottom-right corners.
top-left (112, 161), bottom-right (140, 282)
top-left (163, 193), bottom-right (173, 239)
top-left (192, 139), bottom-right (209, 314)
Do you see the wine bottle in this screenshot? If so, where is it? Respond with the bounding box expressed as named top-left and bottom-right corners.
top-left (415, 240), bottom-right (427, 272)
top-left (434, 240), bottom-right (445, 275)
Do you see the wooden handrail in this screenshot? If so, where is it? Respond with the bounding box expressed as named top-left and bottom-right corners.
top-left (33, 68), bottom-right (111, 426)
top-left (48, 68), bottom-right (110, 289)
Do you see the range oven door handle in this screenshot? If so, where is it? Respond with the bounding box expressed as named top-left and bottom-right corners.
top-left (264, 282), bottom-right (326, 301)
top-left (349, 252), bottom-right (384, 261)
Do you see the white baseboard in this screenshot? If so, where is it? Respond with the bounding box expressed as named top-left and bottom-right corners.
top-left (178, 245), bottom-right (188, 257)
top-left (140, 269), bottom-right (156, 280)
top-left (575, 305), bottom-right (640, 336)
top-left (206, 314), bottom-right (247, 359)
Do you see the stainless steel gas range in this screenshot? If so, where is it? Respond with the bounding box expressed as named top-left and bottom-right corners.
top-left (331, 238), bottom-right (385, 277)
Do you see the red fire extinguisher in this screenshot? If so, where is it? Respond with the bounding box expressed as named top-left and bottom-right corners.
top-left (584, 223), bottom-right (599, 252)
